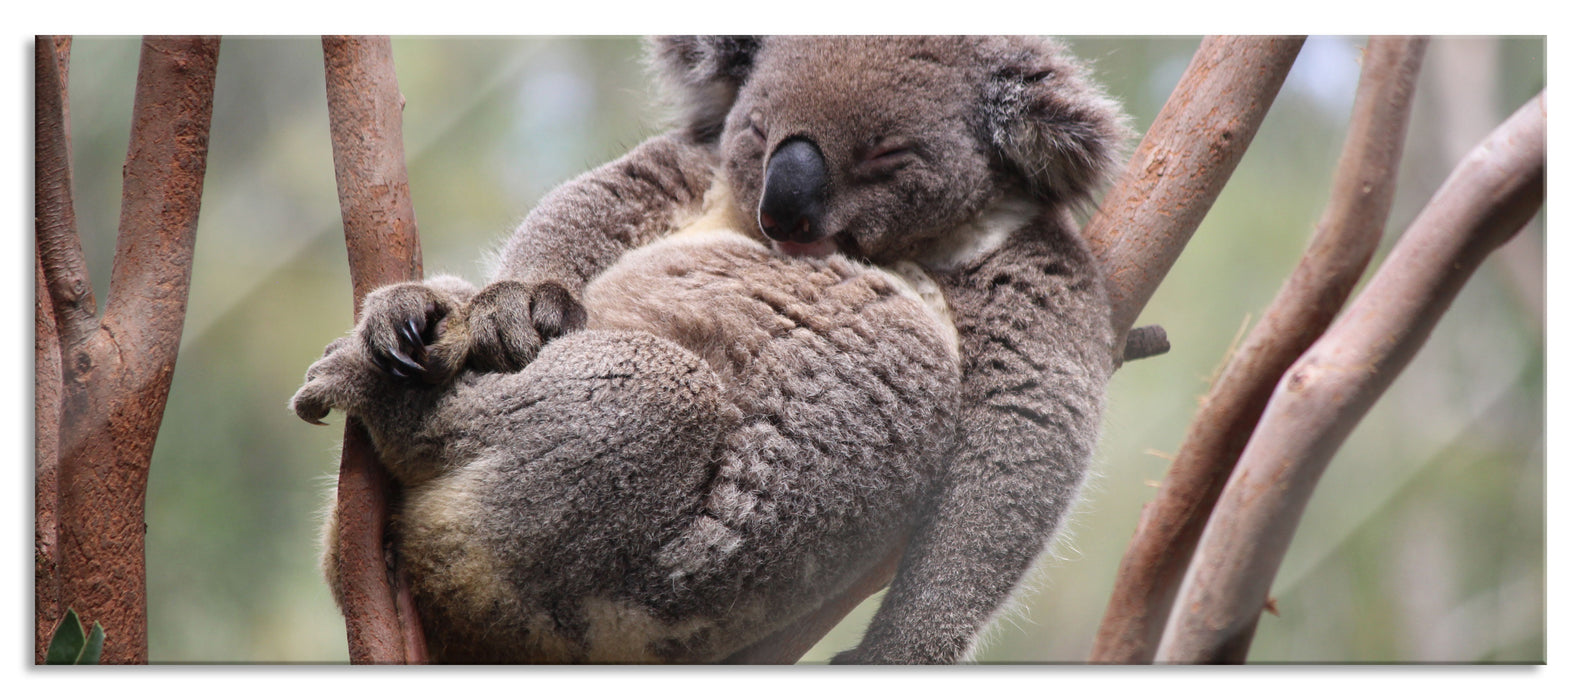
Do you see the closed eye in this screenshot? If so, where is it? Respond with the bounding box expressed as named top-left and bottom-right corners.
top-left (857, 143), bottom-right (916, 177)
top-left (867, 145), bottom-right (912, 163)
top-left (746, 112), bottom-right (767, 142)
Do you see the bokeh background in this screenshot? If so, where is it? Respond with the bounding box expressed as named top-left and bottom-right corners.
top-left (54, 35), bottom-right (1544, 663)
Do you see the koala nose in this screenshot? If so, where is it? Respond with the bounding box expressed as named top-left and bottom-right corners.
top-left (759, 138), bottom-right (828, 244)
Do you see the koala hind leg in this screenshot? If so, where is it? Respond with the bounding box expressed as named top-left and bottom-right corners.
top-left (397, 329), bottom-right (740, 662)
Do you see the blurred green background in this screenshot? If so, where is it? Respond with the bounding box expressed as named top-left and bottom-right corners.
top-left (55, 36), bottom-right (1544, 663)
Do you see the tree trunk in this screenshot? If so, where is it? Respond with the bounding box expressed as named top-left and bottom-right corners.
top-left (321, 34), bottom-right (430, 665)
top-left (36, 35), bottom-right (218, 664)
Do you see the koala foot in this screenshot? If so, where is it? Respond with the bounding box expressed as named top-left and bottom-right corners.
top-left (461, 280), bottom-right (587, 374)
top-left (290, 336), bottom-right (366, 425)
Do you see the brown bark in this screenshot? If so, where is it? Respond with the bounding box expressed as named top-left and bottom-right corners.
top-left (35, 256), bottom-right (64, 664)
top-left (322, 35), bottom-right (429, 664)
top-left (1090, 36), bottom-right (1429, 664)
top-left (1155, 91), bottom-right (1545, 664)
top-left (1082, 36), bottom-right (1306, 360)
top-left (34, 36), bottom-right (72, 664)
top-left (38, 35), bottom-right (218, 664)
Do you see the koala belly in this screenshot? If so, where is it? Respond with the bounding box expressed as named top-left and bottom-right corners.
top-left (399, 228), bottom-right (962, 662)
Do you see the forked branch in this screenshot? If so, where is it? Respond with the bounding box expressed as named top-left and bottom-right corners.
top-left (38, 35), bottom-right (218, 664)
top-left (1090, 36), bottom-right (1429, 664)
top-left (1155, 91), bottom-right (1545, 664)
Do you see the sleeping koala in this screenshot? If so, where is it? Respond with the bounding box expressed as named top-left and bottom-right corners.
top-left (294, 195), bottom-right (962, 662)
top-left (292, 35), bottom-right (1126, 663)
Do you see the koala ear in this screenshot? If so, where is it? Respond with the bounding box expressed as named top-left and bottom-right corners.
top-left (983, 41), bottom-right (1131, 206)
top-left (646, 35), bottom-right (762, 143)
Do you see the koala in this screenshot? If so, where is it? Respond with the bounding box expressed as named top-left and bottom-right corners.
top-left (292, 35), bottom-right (1126, 664)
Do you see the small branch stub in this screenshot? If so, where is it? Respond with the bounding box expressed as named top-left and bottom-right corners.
top-left (1083, 35), bottom-right (1306, 361)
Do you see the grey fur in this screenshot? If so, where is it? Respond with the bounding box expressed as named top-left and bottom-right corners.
top-left (291, 35), bottom-right (1125, 664)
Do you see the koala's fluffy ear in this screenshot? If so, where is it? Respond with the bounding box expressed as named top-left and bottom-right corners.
top-left (983, 39), bottom-right (1131, 207)
top-left (647, 36), bottom-right (762, 143)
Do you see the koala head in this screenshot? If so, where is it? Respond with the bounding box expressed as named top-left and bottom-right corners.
top-left (649, 35), bottom-right (1128, 263)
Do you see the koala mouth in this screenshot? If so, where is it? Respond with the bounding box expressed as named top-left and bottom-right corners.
top-left (773, 238), bottom-right (839, 258)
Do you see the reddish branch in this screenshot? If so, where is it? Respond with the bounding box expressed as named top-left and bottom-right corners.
top-left (34, 36), bottom-right (73, 664)
top-left (1083, 36), bottom-right (1306, 356)
top-left (36, 35), bottom-right (219, 664)
top-left (322, 35), bottom-right (429, 664)
top-left (1155, 91), bottom-right (1546, 664)
top-left (1090, 36), bottom-right (1429, 664)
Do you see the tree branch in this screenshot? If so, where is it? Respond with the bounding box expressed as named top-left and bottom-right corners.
top-left (1155, 91), bottom-right (1545, 664)
top-left (35, 250), bottom-right (63, 664)
top-left (48, 35), bottom-right (218, 665)
top-left (33, 36), bottom-right (75, 664)
top-left (35, 37), bottom-right (95, 351)
top-left (1090, 36), bottom-right (1429, 664)
top-left (103, 36), bottom-right (218, 383)
top-left (322, 35), bottom-right (428, 665)
top-left (1083, 36), bottom-right (1306, 362)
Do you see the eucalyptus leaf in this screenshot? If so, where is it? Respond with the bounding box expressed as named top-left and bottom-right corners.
top-left (45, 609), bottom-right (85, 665)
top-left (80, 622), bottom-right (106, 664)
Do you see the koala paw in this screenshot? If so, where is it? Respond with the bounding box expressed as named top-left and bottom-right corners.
top-left (357, 282), bottom-right (467, 384)
top-left (461, 280), bottom-right (587, 374)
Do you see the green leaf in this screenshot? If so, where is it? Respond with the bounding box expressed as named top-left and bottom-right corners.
top-left (45, 609), bottom-right (85, 665)
top-left (79, 622), bottom-right (105, 664)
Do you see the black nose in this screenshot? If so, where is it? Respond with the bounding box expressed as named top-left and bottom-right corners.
top-left (759, 138), bottom-right (828, 243)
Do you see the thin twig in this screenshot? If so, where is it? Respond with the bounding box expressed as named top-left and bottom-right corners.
top-left (1090, 36), bottom-right (1429, 664)
top-left (1083, 36), bottom-right (1306, 361)
top-left (1155, 91), bottom-right (1545, 664)
top-left (322, 35), bottom-right (428, 665)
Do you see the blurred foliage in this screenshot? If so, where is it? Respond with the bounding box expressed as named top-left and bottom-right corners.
top-left (56, 36), bottom-right (1543, 663)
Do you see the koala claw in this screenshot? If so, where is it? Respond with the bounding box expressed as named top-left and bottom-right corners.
top-left (357, 282), bottom-right (465, 385)
top-left (385, 318), bottom-right (430, 379)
